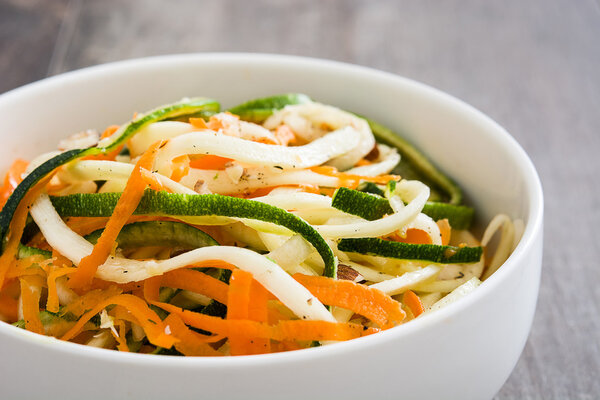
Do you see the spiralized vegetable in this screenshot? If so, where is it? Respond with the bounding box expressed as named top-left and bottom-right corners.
top-left (0, 95), bottom-right (520, 356)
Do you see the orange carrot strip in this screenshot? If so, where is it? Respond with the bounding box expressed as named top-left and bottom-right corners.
top-left (60, 286), bottom-right (122, 318)
top-left (390, 228), bottom-right (433, 245)
top-left (88, 278), bottom-right (144, 293)
top-left (246, 279), bottom-right (271, 354)
top-left (0, 175), bottom-right (52, 289)
top-left (0, 292), bottom-right (18, 321)
top-left (207, 112), bottom-right (239, 131)
top-left (227, 269), bottom-right (253, 355)
top-left (100, 125), bottom-right (120, 140)
top-left (111, 319), bottom-right (130, 352)
top-left (140, 167), bottom-right (167, 192)
top-left (0, 159), bottom-right (29, 209)
top-left (145, 275), bottom-right (376, 346)
top-left (19, 276), bottom-right (44, 334)
top-left (275, 320), bottom-right (378, 341)
top-left (143, 276), bottom-right (224, 343)
top-left (189, 260), bottom-right (237, 271)
top-left (189, 155), bottom-right (232, 170)
top-left (64, 217), bottom-right (110, 236)
top-left (164, 313), bottom-right (222, 356)
top-left (68, 140), bottom-right (165, 289)
top-left (83, 125), bottom-right (123, 161)
top-left (162, 269), bottom-right (229, 305)
top-left (437, 218), bottom-right (451, 246)
top-left (273, 125), bottom-right (295, 146)
top-left (297, 184), bottom-right (321, 194)
top-left (241, 184), bottom-right (320, 199)
top-left (60, 294), bottom-right (176, 349)
top-left (170, 155), bottom-right (190, 182)
top-left (403, 290), bottom-right (424, 317)
top-left (189, 117), bottom-right (208, 129)
top-left (248, 280), bottom-right (269, 324)
top-left (293, 273), bottom-right (405, 329)
top-left (46, 267), bottom-right (76, 313)
top-left (227, 270), bottom-right (252, 320)
top-left (156, 302), bottom-right (378, 343)
top-left (5, 255), bottom-right (46, 280)
top-left (310, 166), bottom-right (400, 189)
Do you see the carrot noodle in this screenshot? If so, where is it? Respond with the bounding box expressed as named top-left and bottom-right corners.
top-left (0, 159), bottom-right (28, 208)
top-left (227, 269), bottom-right (253, 355)
top-left (293, 273), bottom-right (405, 329)
top-left (164, 313), bottom-right (223, 356)
top-left (0, 175), bottom-right (52, 289)
top-left (162, 269), bottom-right (229, 305)
top-left (0, 292), bottom-right (18, 321)
top-left (189, 155), bottom-right (232, 170)
top-left (310, 166), bottom-right (399, 189)
top-left (46, 267), bottom-right (76, 313)
top-left (170, 155), bottom-right (190, 182)
top-left (20, 275), bottom-right (44, 334)
top-left (61, 294), bottom-right (176, 349)
top-left (402, 290), bottom-right (425, 317)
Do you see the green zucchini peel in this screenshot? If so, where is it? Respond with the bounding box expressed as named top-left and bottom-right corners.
top-left (50, 190), bottom-right (337, 278)
top-left (228, 93), bottom-right (312, 123)
top-left (85, 221), bottom-right (218, 250)
top-left (338, 237), bottom-right (482, 264)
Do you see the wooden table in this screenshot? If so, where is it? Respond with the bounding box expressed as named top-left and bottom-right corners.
top-left (1, 0), bottom-right (598, 398)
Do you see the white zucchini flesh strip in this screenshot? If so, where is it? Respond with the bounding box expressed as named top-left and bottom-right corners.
top-left (86, 330), bottom-right (115, 348)
top-left (314, 180), bottom-right (429, 238)
top-left (60, 160), bottom-right (133, 182)
top-left (332, 307), bottom-right (355, 323)
top-left (428, 277), bottom-right (481, 313)
top-left (252, 192), bottom-right (333, 210)
top-left (25, 151), bottom-right (62, 177)
top-left (263, 102), bottom-right (375, 171)
top-left (266, 235), bottom-right (314, 274)
top-left (180, 168), bottom-right (339, 195)
top-left (61, 160), bottom-right (196, 195)
top-left (368, 265), bottom-right (441, 296)
top-left (415, 257), bottom-right (484, 293)
top-left (128, 121), bottom-right (198, 157)
top-left (30, 194), bottom-right (335, 323)
top-left (420, 292), bottom-right (443, 310)
top-left (98, 179), bottom-right (127, 193)
top-left (481, 214), bottom-right (516, 280)
top-left (344, 144), bottom-right (400, 176)
top-left (154, 126), bottom-right (361, 175)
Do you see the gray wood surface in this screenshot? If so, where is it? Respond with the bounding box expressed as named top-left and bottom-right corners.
top-left (1, 0), bottom-right (599, 398)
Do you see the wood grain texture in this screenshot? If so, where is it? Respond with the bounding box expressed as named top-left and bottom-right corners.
top-left (2, 0), bottom-right (599, 398)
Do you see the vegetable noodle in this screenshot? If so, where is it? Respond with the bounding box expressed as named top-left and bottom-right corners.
top-left (0, 94), bottom-right (520, 356)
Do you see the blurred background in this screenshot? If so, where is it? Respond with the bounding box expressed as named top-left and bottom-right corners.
top-left (1, 0), bottom-right (598, 398)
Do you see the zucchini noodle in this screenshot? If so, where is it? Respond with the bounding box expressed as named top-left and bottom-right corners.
top-left (0, 94), bottom-right (519, 356)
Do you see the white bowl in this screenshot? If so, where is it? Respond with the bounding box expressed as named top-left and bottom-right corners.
top-left (0, 54), bottom-right (543, 400)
